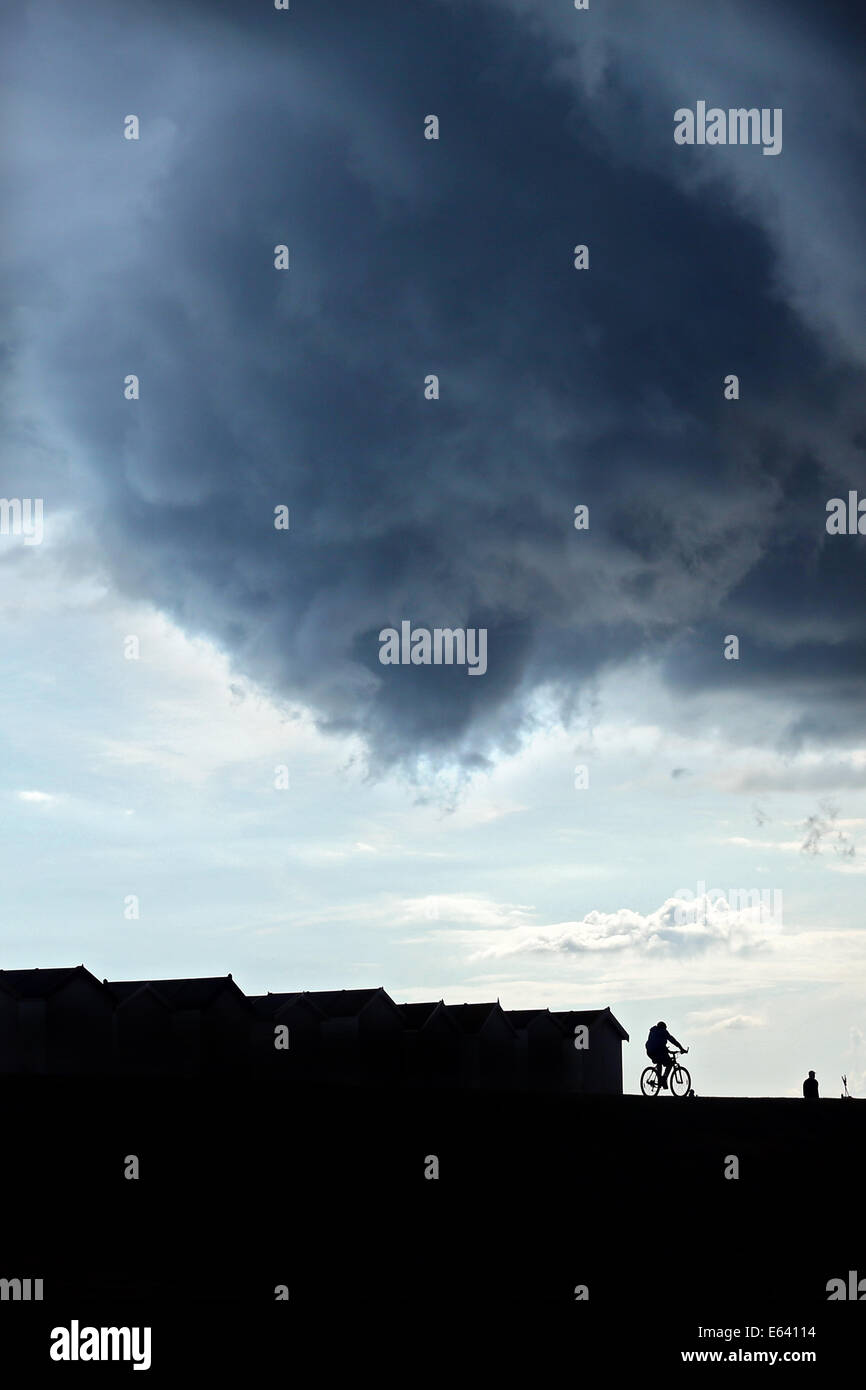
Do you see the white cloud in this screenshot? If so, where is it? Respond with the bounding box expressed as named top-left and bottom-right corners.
top-left (449, 891), bottom-right (784, 960)
top-left (686, 1005), bottom-right (768, 1033)
top-left (705, 1013), bottom-right (768, 1033)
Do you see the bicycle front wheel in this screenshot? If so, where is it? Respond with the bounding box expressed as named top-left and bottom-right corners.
top-left (670, 1065), bottom-right (691, 1097)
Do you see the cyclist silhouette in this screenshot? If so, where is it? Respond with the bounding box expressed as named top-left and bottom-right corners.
top-left (803, 1070), bottom-right (819, 1099)
top-left (646, 1021), bottom-right (686, 1091)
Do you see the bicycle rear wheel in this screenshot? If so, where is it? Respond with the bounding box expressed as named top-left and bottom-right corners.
top-left (669, 1064), bottom-right (691, 1096)
top-left (641, 1066), bottom-right (661, 1096)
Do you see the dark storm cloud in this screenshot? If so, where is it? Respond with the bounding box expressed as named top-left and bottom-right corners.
top-left (3, 0), bottom-right (865, 771)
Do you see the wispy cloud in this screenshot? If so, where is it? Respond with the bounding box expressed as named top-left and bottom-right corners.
top-left (397, 894), bottom-right (536, 929)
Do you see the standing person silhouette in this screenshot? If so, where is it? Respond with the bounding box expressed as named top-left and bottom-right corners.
top-left (803, 1070), bottom-right (819, 1099)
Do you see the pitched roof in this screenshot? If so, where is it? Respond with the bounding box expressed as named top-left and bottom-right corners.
top-left (507, 1008), bottom-right (558, 1029)
top-left (108, 981), bottom-right (152, 1003)
top-left (550, 1007), bottom-right (630, 1042)
top-left (446, 1002), bottom-right (514, 1035)
top-left (248, 992), bottom-right (326, 1020)
top-left (247, 992), bottom-right (287, 1017)
top-left (106, 976), bottom-right (247, 1009)
top-left (303, 988), bottom-right (387, 1018)
top-left (399, 1002), bottom-right (443, 1028)
top-left (112, 983), bottom-right (171, 1010)
top-left (0, 965), bottom-right (105, 999)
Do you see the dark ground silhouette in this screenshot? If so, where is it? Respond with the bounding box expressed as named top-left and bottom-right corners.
top-left (0, 1074), bottom-right (862, 1376)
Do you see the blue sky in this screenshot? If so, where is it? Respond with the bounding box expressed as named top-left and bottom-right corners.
top-left (2, 0), bottom-right (865, 1096)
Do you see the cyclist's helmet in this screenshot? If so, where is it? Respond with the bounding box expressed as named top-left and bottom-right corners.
top-left (657, 1021), bottom-right (666, 1029)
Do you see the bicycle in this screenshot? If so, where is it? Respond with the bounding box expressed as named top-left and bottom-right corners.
top-left (641, 1047), bottom-right (691, 1097)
